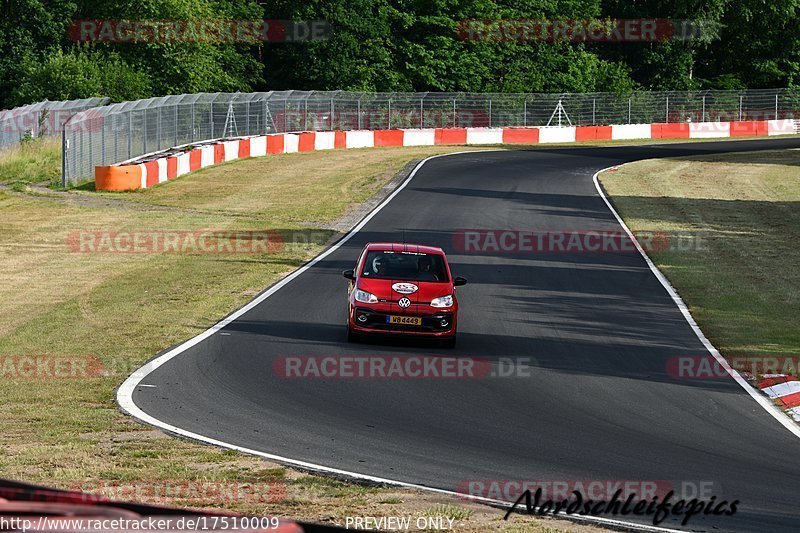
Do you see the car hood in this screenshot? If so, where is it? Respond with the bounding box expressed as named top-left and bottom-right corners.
top-left (357, 277), bottom-right (452, 301)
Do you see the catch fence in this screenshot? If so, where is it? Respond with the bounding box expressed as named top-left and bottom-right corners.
top-left (62, 89), bottom-right (800, 185)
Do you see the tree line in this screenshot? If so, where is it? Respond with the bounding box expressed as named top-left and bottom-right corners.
top-left (1, 0), bottom-right (798, 109)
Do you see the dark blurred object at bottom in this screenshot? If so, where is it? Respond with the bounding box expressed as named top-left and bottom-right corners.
top-left (0, 478), bottom-right (347, 532)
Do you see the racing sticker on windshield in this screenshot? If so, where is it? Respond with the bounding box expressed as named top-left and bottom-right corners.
top-left (392, 282), bottom-right (418, 294)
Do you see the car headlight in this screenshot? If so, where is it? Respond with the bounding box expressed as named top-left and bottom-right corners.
top-left (354, 289), bottom-right (378, 304)
top-left (430, 295), bottom-right (453, 308)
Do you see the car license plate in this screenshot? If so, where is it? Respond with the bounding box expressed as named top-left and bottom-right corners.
top-left (387, 315), bottom-right (422, 325)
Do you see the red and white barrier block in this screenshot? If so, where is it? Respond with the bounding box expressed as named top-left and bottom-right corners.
top-left (95, 120), bottom-right (797, 191)
top-left (753, 375), bottom-right (800, 421)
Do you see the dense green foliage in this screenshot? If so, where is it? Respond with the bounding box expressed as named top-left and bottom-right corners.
top-left (1, 0), bottom-right (799, 108)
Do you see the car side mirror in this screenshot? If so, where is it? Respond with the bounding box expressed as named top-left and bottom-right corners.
top-left (342, 269), bottom-right (356, 280)
top-left (454, 276), bottom-right (467, 286)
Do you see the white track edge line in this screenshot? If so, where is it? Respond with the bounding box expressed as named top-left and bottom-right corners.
top-left (593, 167), bottom-right (800, 439)
top-left (114, 151), bottom-right (748, 533)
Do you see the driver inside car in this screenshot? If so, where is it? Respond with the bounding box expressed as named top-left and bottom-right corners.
top-left (416, 255), bottom-right (438, 281)
top-left (372, 255), bottom-right (389, 277)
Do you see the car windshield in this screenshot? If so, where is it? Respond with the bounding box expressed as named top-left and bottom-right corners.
top-left (361, 250), bottom-right (449, 282)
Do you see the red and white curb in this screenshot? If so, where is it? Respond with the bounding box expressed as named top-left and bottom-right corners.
top-left (752, 375), bottom-right (800, 421)
top-left (95, 119), bottom-right (798, 191)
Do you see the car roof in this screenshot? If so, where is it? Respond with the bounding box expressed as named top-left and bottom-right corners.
top-left (364, 242), bottom-right (446, 255)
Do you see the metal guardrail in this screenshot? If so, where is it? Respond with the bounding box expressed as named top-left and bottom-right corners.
top-left (0, 98), bottom-right (109, 152)
top-left (61, 89), bottom-right (800, 186)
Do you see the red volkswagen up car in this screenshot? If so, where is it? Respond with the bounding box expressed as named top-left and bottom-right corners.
top-left (343, 243), bottom-right (467, 348)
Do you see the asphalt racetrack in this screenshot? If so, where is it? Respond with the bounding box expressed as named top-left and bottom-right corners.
top-left (126, 138), bottom-right (800, 532)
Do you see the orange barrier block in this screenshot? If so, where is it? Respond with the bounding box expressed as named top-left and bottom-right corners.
top-left (213, 144), bottom-right (225, 164)
top-left (650, 124), bottom-right (661, 138)
top-left (502, 128), bottom-right (539, 144)
top-left (374, 129), bottom-right (404, 146)
top-left (95, 165), bottom-right (142, 191)
top-left (652, 123), bottom-right (689, 138)
top-left (435, 128), bottom-right (467, 144)
top-left (334, 131), bottom-right (347, 149)
top-left (238, 139), bottom-right (251, 158)
top-left (167, 156), bottom-right (178, 179)
top-left (576, 126), bottom-right (612, 141)
top-left (189, 149), bottom-right (202, 171)
top-left (730, 121), bottom-right (768, 137)
top-left (266, 134), bottom-right (284, 154)
top-left (576, 126), bottom-right (596, 141)
top-left (144, 161), bottom-right (159, 187)
top-left (298, 132), bottom-right (316, 152)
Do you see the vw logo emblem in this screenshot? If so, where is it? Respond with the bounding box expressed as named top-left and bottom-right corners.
top-left (398, 297), bottom-right (411, 308)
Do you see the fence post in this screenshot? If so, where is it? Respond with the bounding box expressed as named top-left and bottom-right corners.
top-left (330, 99), bottom-right (334, 131)
top-left (157, 106), bottom-right (161, 150)
top-left (419, 98), bottom-right (423, 128)
top-left (85, 128), bottom-right (92, 178)
top-left (701, 95), bottom-right (706, 122)
top-left (304, 99), bottom-right (308, 130)
top-left (245, 101), bottom-right (250, 136)
top-left (128, 112), bottom-right (133, 159)
top-left (488, 99), bottom-right (492, 127)
top-left (191, 102), bottom-right (196, 139)
top-left (665, 96), bottom-right (669, 123)
top-left (358, 99), bottom-right (362, 130)
top-left (628, 97), bottom-right (632, 123)
top-left (524, 100), bottom-right (527, 127)
top-left (209, 104), bottom-right (214, 139)
top-left (143, 110), bottom-right (147, 153)
top-left (387, 99), bottom-right (391, 129)
top-left (101, 117), bottom-right (106, 166)
top-left (592, 98), bottom-right (596, 125)
top-left (453, 99), bottom-right (456, 127)
top-left (775, 93), bottom-right (779, 120)
top-left (61, 128), bottom-right (67, 187)
top-left (174, 104), bottom-right (179, 146)
top-left (114, 114), bottom-right (118, 163)
top-left (738, 95), bottom-right (743, 121)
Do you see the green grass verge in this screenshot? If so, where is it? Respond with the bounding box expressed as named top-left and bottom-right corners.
top-left (599, 149), bottom-right (800, 358)
top-left (0, 137), bottom-right (62, 189)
